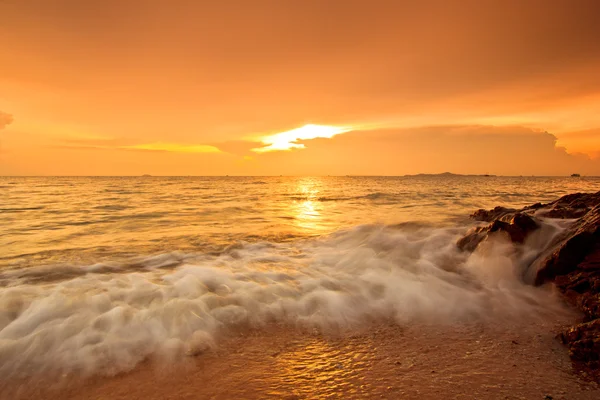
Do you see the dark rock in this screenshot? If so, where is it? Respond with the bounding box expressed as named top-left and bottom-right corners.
top-left (511, 213), bottom-right (539, 232)
top-left (471, 206), bottom-right (517, 222)
top-left (463, 191), bottom-right (600, 380)
top-left (524, 202), bottom-right (545, 210)
top-left (534, 206), bottom-right (600, 285)
top-left (559, 319), bottom-right (600, 368)
top-left (549, 243), bottom-right (600, 321)
top-left (457, 212), bottom-right (539, 251)
top-left (537, 192), bottom-right (600, 219)
top-left (456, 226), bottom-right (488, 252)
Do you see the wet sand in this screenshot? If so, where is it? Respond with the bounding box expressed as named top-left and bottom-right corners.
top-left (3, 315), bottom-right (600, 400)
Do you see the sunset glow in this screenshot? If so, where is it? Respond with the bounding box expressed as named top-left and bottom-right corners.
top-left (4, 2), bottom-right (600, 398)
top-left (1, 1), bottom-right (600, 176)
top-left (124, 143), bottom-right (221, 153)
top-left (252, 124), bottom-right (351, 153)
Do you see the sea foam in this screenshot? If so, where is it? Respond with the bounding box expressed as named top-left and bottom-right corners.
top-left (0, 221), bottom-right (571, 379)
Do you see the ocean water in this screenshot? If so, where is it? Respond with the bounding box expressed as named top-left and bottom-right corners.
top-left (1, 175), bottom-right (600, 378)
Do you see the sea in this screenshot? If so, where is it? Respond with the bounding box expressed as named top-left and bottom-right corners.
top-left (1, 175), bottom-right (600, 379)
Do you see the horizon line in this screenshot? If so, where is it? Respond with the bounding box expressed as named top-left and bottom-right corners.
top-left (0, 174), bottom-right (596, 178)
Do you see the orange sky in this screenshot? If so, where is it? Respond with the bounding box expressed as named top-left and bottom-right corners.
top-left (1, 0), bottom-right (600, 175)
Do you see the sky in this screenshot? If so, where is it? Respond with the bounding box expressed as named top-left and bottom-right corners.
top-left (1, 0), bottom-right (600, 176)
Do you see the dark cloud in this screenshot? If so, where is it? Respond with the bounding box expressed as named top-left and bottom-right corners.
top-left (250, 125), bottom-right (600, 176)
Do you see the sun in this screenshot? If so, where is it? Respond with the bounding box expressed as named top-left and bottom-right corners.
top-left (252, 124), bottom-right (351, 153)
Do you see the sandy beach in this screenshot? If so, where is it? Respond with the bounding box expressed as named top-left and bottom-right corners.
top-left (4, 314), bottom-right (600, 400)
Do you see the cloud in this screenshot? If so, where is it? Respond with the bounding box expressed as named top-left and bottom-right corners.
top-left (0, 111), bottom-right (13, 130)
top-left (50, 136), bottom-right (222, 154)
top-left (121, 143), bottom-right (221, 153)
top-left (556, 127), bottom-right (600, 155)
top-left (249, 125), bottom-right (600, 176)
top-left (209, 140), bottom-right (260, 156)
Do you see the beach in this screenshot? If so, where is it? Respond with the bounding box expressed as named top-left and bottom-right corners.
top-left (5, 320), bottom-right (600, 399)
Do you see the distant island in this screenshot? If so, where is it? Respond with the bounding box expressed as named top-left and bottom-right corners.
top-left (403, 172), bottom-right (496, 177)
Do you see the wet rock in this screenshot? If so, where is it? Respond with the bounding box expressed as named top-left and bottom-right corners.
top-left (537, 192), bottom-right (600, 219)
top-left (471, 206), bottom-right (517, 222)
top-left (523, 202), bottom-right (544, 210)
top-left (559, 319), bottom-right (600, 378)
top-left (489, 213), bottom-right (539, 243)
top-left (456, 226), bottom-right (489, 252)
top-left (457, 212), bottom-right (540, 251)
top-left (464, 191), bottom-right (600, 380)
top-left (534, 206), bottom-right (600, 285)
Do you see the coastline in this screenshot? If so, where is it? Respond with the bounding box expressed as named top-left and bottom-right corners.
top-left (458, 191), bottom-right (600, 381)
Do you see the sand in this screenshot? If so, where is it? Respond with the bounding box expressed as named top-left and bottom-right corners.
top-left (3, 314), bottom-right (600, 400)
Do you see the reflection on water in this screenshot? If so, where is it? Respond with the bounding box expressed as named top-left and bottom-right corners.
top-left (295, 200), bottom-right (321, 231)
top-left (294, 178), bottom-right (324, 232)
top-left (269, 335), bottom-right (373, 398)
top-left (2, 175), bottom-right (600, 268)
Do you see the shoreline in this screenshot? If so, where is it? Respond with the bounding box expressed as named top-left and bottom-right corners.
top-left (4, 319), bottom-right (599, 400)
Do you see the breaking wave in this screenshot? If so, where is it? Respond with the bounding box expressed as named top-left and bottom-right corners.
top-left (0, 221), bottom-right (571, 379)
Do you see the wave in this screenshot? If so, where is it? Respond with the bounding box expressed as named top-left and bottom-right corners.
top-left (0, 221), bottom-right (571, 379)
top-left (0, 206), bottom-right (46, 213)
top-left (287, 192), bottom-right (400, 203)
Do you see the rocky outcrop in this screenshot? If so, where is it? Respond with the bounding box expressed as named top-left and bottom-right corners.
top-left (537, 192), bottom-right (600, 219)
top-left (457, 212), bottom-right (540, 252)
top-left (471, 206), bottom-right (518, 222)
top-left (559, 319), bottom-right (600, 373)
top-left (535, 206), bottom-right (600, 285)
top-left (458, 191), bottom-right (600, 380)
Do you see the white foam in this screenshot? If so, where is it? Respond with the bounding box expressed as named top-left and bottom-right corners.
top-left (0, 222), bottom-right (571, 378)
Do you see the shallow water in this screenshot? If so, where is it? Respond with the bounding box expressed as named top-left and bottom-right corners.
top-left (1, 176), bottom-right (600, 380)
top-left (2, 176), bottom-right (600, 269)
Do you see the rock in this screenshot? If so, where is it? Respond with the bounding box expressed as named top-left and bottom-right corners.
top-left (462, 191), bottom-right (600, 380)
top-left (489, 213), bottom-right (539, 243)
top-left (471, 206), bottom-right (517, 222)
top-left (456, 226), bottom-right (489, 252)
top-left (457, 212), bottom-right (540, 251)
top-left (523, 202), bottom-right (544, 210)
top-left (559, 319), bottom-right (600, 378)
top-left (534, 206), bottom-right (600, 285)
top-left (511, 212), bottom-right (539, 232)
top-left (552, 254), bottom-right (600, 322)
top-left (537, 192), bottom-right (600, 219)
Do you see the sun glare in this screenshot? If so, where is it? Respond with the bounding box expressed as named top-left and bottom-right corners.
top-left (252, 124), bottom-right (351, 153)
